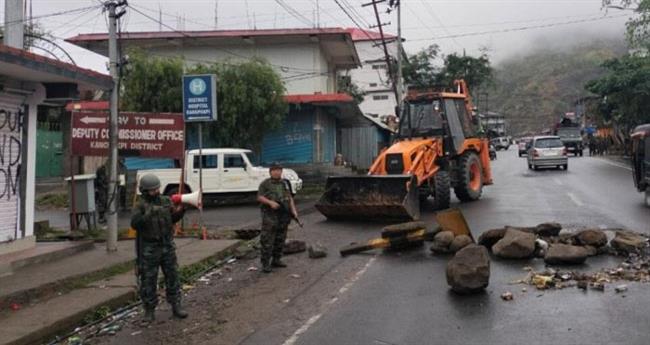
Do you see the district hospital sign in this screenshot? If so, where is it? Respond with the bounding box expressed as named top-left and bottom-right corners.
top-left (183, 74), bottom-right (217, 122)
top-left (71, 112), bottom-right (185, 159)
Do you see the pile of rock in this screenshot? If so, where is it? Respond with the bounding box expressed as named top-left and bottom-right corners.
top-left (446, 245), bottom-right (490, 294)
top-left (478, 223), bottom-right (648, 265)
top-left (430, 231), bottom-right (473, 254)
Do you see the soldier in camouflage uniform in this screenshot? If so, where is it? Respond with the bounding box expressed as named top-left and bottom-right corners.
top-left (95, 163), bottom-right (108, 224)
top-left (131, 174), bottom-right (188, 322)
top-left (257, 162), bottom-right (298, 273)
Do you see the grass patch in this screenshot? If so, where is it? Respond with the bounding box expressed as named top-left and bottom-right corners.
top-left (65, 261), bottom-right (136, 290)
top-left (36, 193), bottom-right (68, 209)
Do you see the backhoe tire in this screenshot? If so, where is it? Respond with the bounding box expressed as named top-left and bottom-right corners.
top-left (453, 152), bottom-right (483, 202)
top-left (432, 170), bottom-right (451, 210)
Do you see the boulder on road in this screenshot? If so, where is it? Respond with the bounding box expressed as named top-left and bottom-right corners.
top-left (434, 231), bottom-right (455, 247)
top-left (492, 229), bottom-right (536, 259)
top-left (283, 239), bottom-right (307, 255)
top-left (308, 244), bottom-right (328, 259)
top-left (450, 235), bottom-right (473, 253)
top-left (535, 222), bottom-right (562, 237)
top-left (574, 229), bottom-right (608, 248)
top-left (544, 244), bottom-right (588, 265)
top-left (478, 228), bottom-right (506, 249)
top-left (610, 231), bottom-right (647, 254)
top-left (446, 244), bottom-right (490, 294)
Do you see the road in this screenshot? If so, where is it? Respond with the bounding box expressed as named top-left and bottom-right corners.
top-left (95, 150), bottom-right (650, 345)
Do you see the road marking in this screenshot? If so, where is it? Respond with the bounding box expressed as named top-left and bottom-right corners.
top-left (593, 157), bottom-right (633, 171)
top-left (282, 257), bottom-right (376, 345)
top-left (553, 178), bottom-right (564, 186)
top-left (567, 192), bottom-right (584, 207)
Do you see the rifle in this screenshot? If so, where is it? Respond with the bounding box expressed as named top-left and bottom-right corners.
top-left (278, 202), bottom-right (303, 228)
top-left (135, 228), bottom-right (142, 290)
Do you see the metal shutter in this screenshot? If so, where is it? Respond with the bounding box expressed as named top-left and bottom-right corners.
top-left (0, 92), bottom-right (25, 243)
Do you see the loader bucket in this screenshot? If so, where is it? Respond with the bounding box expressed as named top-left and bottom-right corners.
top-left (315, 175), bottom-right (420, 221)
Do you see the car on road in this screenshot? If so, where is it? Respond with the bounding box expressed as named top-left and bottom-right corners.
top-left (527, 136), bottom-right (568, 170)
top-left (490, 137), bottom-right (510, 151)
top-left (489, 144), bottom-right (497, 160)
top-left (517, 137), bottom-right (533, 157)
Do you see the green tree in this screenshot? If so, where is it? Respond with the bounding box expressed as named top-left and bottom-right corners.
top-left (585, 53), bottom-right (650, 127)
top-left (337, 74), bottom-right (366, 104)
top-left (401, 44), bottom-right (441, 89)
top-left (121, 50), bottom-right (287, 152)
top-left (438, 53), bottom-right (493, 93)
top-left (603, 0), bottom-right (650, 47)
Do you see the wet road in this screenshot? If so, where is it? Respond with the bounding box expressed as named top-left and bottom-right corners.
top-left (246, 151), bottom-right (650, 345)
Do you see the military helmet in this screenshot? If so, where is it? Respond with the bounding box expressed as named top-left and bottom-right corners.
top-left (139, 174), bottom-right (161, 192)
top-left (270, 161), bottom-right (283, 170)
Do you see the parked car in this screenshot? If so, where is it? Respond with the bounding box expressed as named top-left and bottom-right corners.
top-left (631, 124), bottom-right (650, 206)
top-left (489, 144), bottom-right (497, 160)
top-left (527, 136), bottom-right (568, 170)
top-left (518, 137), bottom-right (533, 157)
top-left (490, 137), bottom-right (510, 151)
top-left (136, 148), bottom-right (303, 202)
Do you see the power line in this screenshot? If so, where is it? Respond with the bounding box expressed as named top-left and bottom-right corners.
top-left (407, 14), bottom-right (630, 42)
top-left (2, 4), bottom-right (102, 26)
top-left (274, 0), bottom-right (313, 27)
top-left (418, 0), bottom-right (464, 50)
top-left (332, 0), bottom-right (378, 44)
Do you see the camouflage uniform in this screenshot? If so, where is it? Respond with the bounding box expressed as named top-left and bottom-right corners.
top-left (131, 194), bottom-right (185, 311)
top-left (258, 178), bottom-right (292, 267)
top-left (95, 164), bottom-right (108, 223)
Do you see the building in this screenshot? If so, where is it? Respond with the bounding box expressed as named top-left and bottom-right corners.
top-left (479, 111), bottom-right (507, 138)
top-left (0, 33), bottom-right (111, 255)
top-left (67, 28), bottom-right (391, 169)
top-left (345, 28), bottom-right (398, 125)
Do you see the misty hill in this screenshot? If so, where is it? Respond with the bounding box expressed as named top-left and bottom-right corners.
top-left (488, 39), bottom-right (627, 135)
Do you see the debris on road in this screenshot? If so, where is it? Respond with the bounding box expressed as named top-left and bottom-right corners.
top-left (501, 291), bottom-right (514, 301)
top-left (247, 266), bottom-right (259, 272)
top-left (610, 231), bottom-right (648, 255)
top-left (615, 284), bottom-right (628, 293)
top-left (290, 274), bottom-right (301, 279)
top-left (283, 239), bottom-right (307, 254)
top-left (446, 244), bottom-right (490, 294)
top-left (430, 231), bottom-right (454, 253)
top-left (492, 229), bottom-right (536, 259)
top-left (574, 229), bottom-right (608, 248)
top-left (544, 244), bottom-right (589, 265)
top-left (449, 235), bottom-right (473, 253)
top-left (340, 222), bottom-right (432, 256)
top-left (308, 244), bottom-right (328, 259)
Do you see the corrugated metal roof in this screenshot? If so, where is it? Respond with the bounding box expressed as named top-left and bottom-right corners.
top-left (346, 28), bottom-right (397, 42)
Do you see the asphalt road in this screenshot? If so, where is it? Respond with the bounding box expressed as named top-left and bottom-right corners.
top-left (245, 150), bottom-right (650, 345)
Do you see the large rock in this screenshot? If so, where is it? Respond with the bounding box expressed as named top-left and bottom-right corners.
top-left (574, 229), bottom-right (608, 248)
top-left (544, 244), bottom-right (588, 265)
top-left (478, 228), bottom-right (506, 248)
top-left (450, 235), bottom-right (473, 253)
top-left (446, 244), bottom-right (490, 294)
top-left (431, 231), bottom-right (456, 253)
top-left (611, 231), bottom-right (647, 254)
top-left (308, 244), bottom-right (328, 259)
top-left (492, 229), bottom-right (536, 259)
top-left (283, 239), bottom-right (307, 254)
top-left (535, 222), bottom-right (562, 237)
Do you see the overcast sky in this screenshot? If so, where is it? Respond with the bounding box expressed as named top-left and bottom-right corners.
top-left (7, 0), bottom-right (633, 74)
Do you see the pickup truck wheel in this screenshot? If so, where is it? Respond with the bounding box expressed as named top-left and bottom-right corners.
top-left (432, 170), bottom-right (451, 210)
top-left (453, 152), bottom-right (483, 202)
top-left (164, 186), bottom-right (179, 196)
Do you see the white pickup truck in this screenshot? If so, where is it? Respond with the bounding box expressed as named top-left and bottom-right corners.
top-left (136, 148), bottom-right (302, 202)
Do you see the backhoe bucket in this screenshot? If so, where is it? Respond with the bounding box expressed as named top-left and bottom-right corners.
top-left (315, 175), bottom-right (420, 221)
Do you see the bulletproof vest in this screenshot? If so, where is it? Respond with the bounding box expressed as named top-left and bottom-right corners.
top-left (137, 196), bottom-right (174, 242)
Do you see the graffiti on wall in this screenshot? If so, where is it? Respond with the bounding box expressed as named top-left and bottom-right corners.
top-left (0, 108), bottom-right (23, 200)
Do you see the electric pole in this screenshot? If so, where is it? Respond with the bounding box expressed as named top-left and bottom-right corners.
top-left (396, 0), bottom-right (403, 115)
top-left (106, 0), bottom-right (127, 252)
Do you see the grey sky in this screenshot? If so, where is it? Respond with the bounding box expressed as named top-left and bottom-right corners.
top-left (9, 0), bottom-right (632, 74)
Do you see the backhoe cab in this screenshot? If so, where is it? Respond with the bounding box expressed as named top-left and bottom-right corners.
top-left (316, 80), bottom-right (493, 221)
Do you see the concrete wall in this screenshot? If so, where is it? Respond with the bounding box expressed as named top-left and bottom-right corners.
top-left (148, 42), bottom-right (336, 95)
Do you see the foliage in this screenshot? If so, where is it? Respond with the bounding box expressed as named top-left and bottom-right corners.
top-left (0, 22), bottom-right (50, 49)
top-left (36, 192), bottom-right (68, 209)
top-left (585, 53), bottom-right (650, 127)
top-left (603, 0), bottom-right (650, 47)
top-left (401, 44), bottom-right (493, 95)
top-left (488, 39), bottom-right (627, 135)
top-left (121, 50), bottom-right (287, 152)
top-left (337, 74), bottom-right (366, 104)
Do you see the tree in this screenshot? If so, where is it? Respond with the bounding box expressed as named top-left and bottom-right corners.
top-left (121, 50), bottom-right (288, 152)
top-left (401, 44), bottom-right (441, 89)
top-left (337, 74), bottom-right (366, 104)
top-left (603, 0), bottom-right (650, 47)
top-left (438, 53), bottom-right (493, 93)
top-left (585, 54), bottom-right (650, 128)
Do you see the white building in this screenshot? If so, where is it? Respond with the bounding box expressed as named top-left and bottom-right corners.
top-left (346, 28), bottom-right (398, 124)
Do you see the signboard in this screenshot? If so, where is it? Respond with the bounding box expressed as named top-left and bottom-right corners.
top-left (183, 74), bottom-right (217, 122)
top-left (71, 112), bottom-right (185, 159)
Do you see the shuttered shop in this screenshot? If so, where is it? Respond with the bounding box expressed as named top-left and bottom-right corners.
top-left (261, 113), bottom-right (313, 164)
top-left (0, 92), bottom-right (24, 243)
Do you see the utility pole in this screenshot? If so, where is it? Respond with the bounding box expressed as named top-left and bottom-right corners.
top-left (106, 0), bottom-right (127, 252)
top-left (395, 0), bottom-right (403, 115)
top-left (364, 0), bottom-right (399, 106)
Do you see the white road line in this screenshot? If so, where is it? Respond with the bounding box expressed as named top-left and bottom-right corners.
top-left (282, 257), bottom-right (377, 345)
top-left (567, 192), bottom-right (584, 207)
top-left (593, 157), bottom-right (633, 171)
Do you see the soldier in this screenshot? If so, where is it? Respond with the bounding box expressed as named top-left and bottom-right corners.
top-left (118, 157), bottom-right (128, 211)
top-left (257, 162), bottom-right (298, 273)
top-left (131, 174), bottom-right (188, 322)
top-left (95, 163), bottom-right (108, 224)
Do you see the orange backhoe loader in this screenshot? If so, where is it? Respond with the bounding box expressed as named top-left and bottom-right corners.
top-left (315, 80), bottom-right (493, 221)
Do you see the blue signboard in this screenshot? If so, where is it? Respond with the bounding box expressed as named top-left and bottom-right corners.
top-left (182, 74), bottom-right (217, 122)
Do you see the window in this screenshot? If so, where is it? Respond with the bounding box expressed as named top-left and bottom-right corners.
top-left (372, 64), bottom-right (387, 70)
top-left (373, 95), bottom-right (389, 101)
top-left (193, 155), bottom-right (218, 169)
top-left (535, 138), bottom-right (564, 148)
top-left (369, 82), bottom-right (378, 87)
top-left (224, 154), bottom-right (246, 168)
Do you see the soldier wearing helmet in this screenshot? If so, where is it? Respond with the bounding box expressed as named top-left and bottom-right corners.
top-left (256, 162), bottom-right (299, 273)
top-left (131, 174), bottom-right (188, 322)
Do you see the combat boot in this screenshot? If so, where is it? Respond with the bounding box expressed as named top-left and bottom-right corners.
top-left (261, 258), bottom-right (272, 273)
top-left (143, 308), bottom-right (156, 322)
top-left (172, 303), bottom-right (188, 319)
top-left (272, 259), bottom-right (287, 268)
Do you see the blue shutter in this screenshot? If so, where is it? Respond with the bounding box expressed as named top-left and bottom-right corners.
top-left (261, 112), bottom-right (313, 164)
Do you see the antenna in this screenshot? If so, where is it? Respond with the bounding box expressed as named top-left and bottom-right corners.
top-left (158, 3), bottom-right (162, 31)
top-left (245, 0), bottom-right (251, 29)
top-left (214, 0), bottom-right (218, 29)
